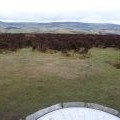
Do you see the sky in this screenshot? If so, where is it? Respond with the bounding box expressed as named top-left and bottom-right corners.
top-left (0, 0), bottom-right (120, 24)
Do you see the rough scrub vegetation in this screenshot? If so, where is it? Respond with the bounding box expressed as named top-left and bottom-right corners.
top-left (0, 33), bottom-right (120, 53)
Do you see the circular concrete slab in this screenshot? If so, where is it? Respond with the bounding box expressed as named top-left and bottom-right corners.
top-left (26, 102), bottom-right (120, 120)
top-left (37, 107), bottom-right (120, 120)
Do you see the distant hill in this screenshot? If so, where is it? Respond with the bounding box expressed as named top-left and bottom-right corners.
top-left (0, 21), bottom-right (120, 34)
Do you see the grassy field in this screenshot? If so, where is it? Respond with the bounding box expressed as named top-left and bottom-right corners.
top-left (0, 48), bottom-right (120, 120)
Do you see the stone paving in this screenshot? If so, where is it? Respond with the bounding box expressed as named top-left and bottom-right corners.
top-left (26, 102), bottom-right (120, 120)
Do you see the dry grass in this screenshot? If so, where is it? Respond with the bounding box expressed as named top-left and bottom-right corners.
top-left (0, 48), bottom-right (120, 120)
top-left (106, 60), bottom-right (120, 69)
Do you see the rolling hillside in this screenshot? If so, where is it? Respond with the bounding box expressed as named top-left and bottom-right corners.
top-left (0, 21), bottom-right (120, 34)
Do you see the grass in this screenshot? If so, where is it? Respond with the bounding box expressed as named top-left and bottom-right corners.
top-left (0, 48), bottom-right (120, 120)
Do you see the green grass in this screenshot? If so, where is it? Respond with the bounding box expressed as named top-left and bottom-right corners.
top-left (0, 48), bottom-right (120, 120)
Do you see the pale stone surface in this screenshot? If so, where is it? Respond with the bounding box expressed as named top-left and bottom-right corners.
top-left (63, 102), bottom-right (86, 108)
top-left (26, 103), bottom-right (62, 120)
top-left (26, 102), bottom-right (120, 120)
top-left (87, 103), bottom-right (119, 116)
top-left (37, 107), bottom-right (120, 120)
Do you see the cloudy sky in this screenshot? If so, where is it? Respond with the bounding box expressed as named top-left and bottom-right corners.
top-left (0, 0), bottom-right (120, 24)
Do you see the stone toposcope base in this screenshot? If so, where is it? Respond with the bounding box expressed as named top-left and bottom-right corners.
top-left (26, 102), bottom-right (120, 120)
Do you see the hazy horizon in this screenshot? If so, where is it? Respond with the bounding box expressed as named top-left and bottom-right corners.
top-left (0, 0), bottom-right (120, 24)
top-left (1, 20), bottom-right (120, 26)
